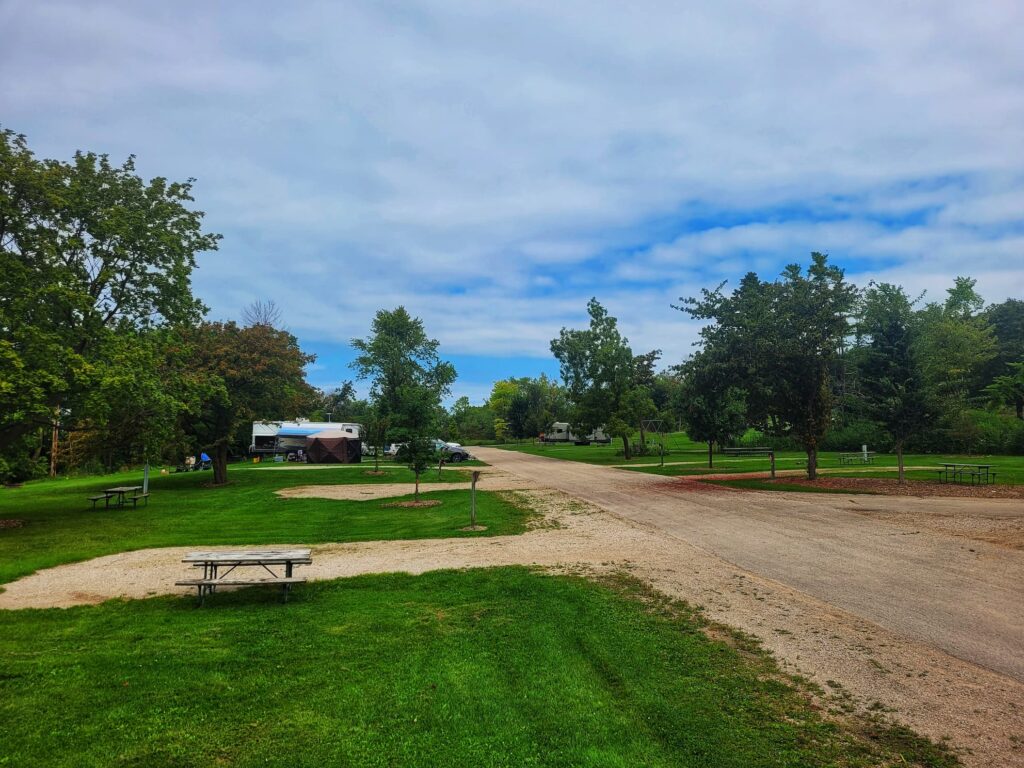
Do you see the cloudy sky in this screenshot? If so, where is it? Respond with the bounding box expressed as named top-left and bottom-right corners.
top-left (3, 1), bottom-right (1022, 403)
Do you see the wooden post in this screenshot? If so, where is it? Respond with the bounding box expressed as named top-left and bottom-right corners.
top-left (470, 470), bottom-right (481, 528)
top-left (769, 450), bottom-right (776, 480)
top-left (49, 409), bottom-right (59, 478)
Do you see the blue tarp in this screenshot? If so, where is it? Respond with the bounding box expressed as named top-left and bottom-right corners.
top-left (276, 426), bottom-right (320, 437)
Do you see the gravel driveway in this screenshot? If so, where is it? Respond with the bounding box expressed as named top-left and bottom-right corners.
top-left (473, 448), bottom-right (1024, 681)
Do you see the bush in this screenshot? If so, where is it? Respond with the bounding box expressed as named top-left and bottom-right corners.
top-left (821, 419), bottom-right (892, 452)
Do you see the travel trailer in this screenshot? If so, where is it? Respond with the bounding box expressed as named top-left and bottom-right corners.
top-left (541, 422), bottom-right (611, 444)
top-left (250, 420), bottom-right (362, 456)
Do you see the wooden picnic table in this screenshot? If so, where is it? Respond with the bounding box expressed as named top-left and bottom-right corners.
top-left (177, 548), bottom-right (312, 605)
top-left (103, 486), bottom-right (143, 506)
top-left (839, 452), bottom-right (876, 465)
top-left (936, 463), bottom-right (997, 485)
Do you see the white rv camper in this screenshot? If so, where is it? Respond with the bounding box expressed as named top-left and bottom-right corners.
top-left (542, 422), bottom-right (610, 444)
top-left (250, 420), bottom-right (362, 455)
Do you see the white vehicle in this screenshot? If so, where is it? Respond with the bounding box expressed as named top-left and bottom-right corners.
top-left (541, 422), bottom-right (611, 444)
top-left (250, 420), bottom-right (362, 455)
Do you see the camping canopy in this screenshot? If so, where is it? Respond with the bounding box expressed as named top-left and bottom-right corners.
top-left (304, 432), bottom-right (361, 464)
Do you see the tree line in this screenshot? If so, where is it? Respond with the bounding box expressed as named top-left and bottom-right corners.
top-left (1, 130), bottom-right (466, 488)
top-left (4, 130), bottom-right (1021, 485)
top-left (0, 130), bottom-right (322, 484)
top-left (473, 253), bottom-right (1021, 482)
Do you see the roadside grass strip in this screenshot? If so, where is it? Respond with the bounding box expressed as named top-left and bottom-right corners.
top-left (0, 568), bottom-right (957, 768)
top-left (0, 467), bottom-right (531, 586)
top-left (492, 435), bottom-right (1024, 485)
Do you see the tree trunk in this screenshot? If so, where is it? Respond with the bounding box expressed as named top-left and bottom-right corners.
top-left (212, 443), bottom-right (229, 485)
top-left (49, 407), bottom-right (60, 478)
top-left (806, 445), bottom-right (818, 480)
top-left (621, 434), bottom-right (631, 460)
top-left (707, 441), bottom-right (713, 468)
top-left (896, 440), bottom-right (905, 484)
top-left (415, 471), bottom-right (420, 501)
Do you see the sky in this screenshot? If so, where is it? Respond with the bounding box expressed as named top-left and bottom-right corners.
top-left (2, 0), bottom-right (1023, 404)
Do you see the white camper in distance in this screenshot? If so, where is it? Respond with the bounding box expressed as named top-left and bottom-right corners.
top-left (542, 422), bottom-right (610, 444)
top-left (251, 420), bottom-right (362, 455)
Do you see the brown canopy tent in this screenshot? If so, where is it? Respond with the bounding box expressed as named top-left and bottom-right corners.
top-left (304, 429), bottom-right (362, 464)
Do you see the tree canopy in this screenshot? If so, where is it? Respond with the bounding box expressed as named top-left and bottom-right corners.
top-left (0, 128), bottom-right (220, 480)
top-left (681, 253), bottom-right (859, 478)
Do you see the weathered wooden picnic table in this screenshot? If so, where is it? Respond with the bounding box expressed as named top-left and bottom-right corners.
top-left (176, 548), bottom-right (312, 605)
top-left (936, 463), bottom-right (997, 485)
top-left (839, 452), bottom-right (876, 465)
top-left (722, 447), bottom-right (772, 457)
top-left (89, 486), bottom-right (148, 509)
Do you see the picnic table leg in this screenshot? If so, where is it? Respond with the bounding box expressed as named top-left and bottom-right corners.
top-left (285, 562), bottom-right (293, 578)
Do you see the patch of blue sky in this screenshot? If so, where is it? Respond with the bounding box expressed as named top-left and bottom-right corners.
top-left (302, 341), bottom-right (558, 405)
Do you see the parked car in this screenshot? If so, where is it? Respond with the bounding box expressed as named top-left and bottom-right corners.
top-left (433, 439), bottom-right (472, 462)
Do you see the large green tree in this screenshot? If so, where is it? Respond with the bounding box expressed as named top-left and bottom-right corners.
top-left (551, 299), bottom-right (649, 459)
top-left (980, 299), bottom-right (1024, 418)
top-left (857, 283), bottom-right (932, 482)
top-left (351, 308), bottom-right (455, 424)
top-left (682, 253), bottom-right (858, 478)
top-left (0, 129), bottom-right (219, 479)
top-left (351, 308), bottom-right (456, 493)
top-left (985, 362), bottom-right (1024, 420)
top-left (676, 353), bottom-right (747, 468)
top-left (916, 277), bottom-right (996, 409)
top-left (488, 375), bottom-right (567, 441)
top-left (449, 397), bottom-right (496, 442)
top-left (182, 321), bottom-right (316, 484)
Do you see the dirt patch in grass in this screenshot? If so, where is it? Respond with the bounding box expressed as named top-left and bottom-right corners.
top-left (0, 519), bottom-right (25, 529)
top-left (363, 471), bottom-right (388, 477)
top-left (381, 500), bottom-right (443, 509)
top-left (757, 476), bottom-right (1024, 499)
top-left (276, 471), bottom-right (538, 501)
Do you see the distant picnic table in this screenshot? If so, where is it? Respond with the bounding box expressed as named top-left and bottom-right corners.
top-left (936, 463), bottom-right (997, 485)
top-left (722, 447), bottom-right (773, 457)
top-left (88, 485), bottom-right (148, 509)
top-left (839, 452), bottom-right (876, 465)
top-left (176, 548), bottom-right (312, 605)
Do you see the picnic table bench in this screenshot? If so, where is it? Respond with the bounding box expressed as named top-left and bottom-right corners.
top-left (88, 486), bottom-right (149, 509)
top-left (936, 463), bottom-right (997, 485)
top-left (839, 452), bottom-right (876, 465)
top-left (176, 548), bottom-right (312, 605)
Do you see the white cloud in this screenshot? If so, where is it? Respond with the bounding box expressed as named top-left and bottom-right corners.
top-left (1, 0), bottom-right (1021, 373)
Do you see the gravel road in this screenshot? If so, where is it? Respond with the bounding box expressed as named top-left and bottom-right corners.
top-left (474, 447), bottom-right (1024, 682)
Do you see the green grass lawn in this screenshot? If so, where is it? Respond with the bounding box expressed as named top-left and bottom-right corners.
top-left (491, 434), bottom-right (1024, 485)
top-left (0, 567), bottom-right (956, 767)
top-left (490, 432), bottom-right (706, 465)
top-left (0, 464), bottom-right (530, 586)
